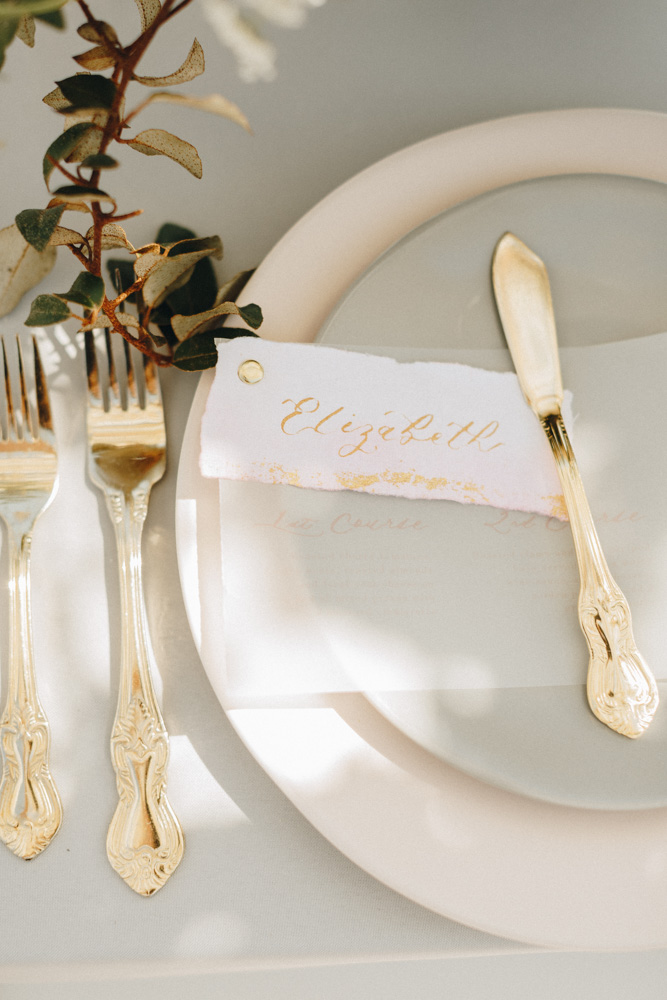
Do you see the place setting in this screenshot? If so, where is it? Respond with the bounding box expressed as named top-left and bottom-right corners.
top-left (176, 109), bottom-right (667, 951)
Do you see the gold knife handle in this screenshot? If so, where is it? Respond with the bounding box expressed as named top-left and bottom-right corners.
top-left (105, 489), bottom-right (184, 895)
top-left (542, 414), bottom-right (659, 737)
top-left (0, 527), bottom-right (62, 859)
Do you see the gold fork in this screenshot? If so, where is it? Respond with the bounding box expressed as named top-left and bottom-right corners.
top-left (0, 336), bottom-right (62, 859)
top-left (85, 331), bottom-right (183, 895)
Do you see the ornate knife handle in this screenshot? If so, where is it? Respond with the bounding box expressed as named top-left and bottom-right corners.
top-left (0, 527), bottom-right (62, 859)
top-left (105, 489), bottom-right (183, 896)
top-left (543, 414), bottom-right (659, 737)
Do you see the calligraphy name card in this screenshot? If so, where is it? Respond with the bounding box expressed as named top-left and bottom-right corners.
top-left (201, 338), bottom-right (572, 518)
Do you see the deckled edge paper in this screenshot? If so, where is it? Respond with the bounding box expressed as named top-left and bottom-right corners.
top-left (201, 338), bottom-right (572, 519)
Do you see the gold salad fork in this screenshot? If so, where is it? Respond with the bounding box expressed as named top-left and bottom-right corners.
top-left (0, 337), bottom-right (61, 859)
top-left (85, 332), bottom-right (183, 895)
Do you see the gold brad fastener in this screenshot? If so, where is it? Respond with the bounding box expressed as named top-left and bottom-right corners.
top-left (238, 360), bottom-right (264, 384)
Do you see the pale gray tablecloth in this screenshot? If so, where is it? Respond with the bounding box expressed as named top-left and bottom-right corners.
top-left (2, 1), bottom-right (667, 996)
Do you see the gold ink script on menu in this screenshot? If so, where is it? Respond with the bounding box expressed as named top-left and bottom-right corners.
top-left (280, 397), bottom-right (504, 458)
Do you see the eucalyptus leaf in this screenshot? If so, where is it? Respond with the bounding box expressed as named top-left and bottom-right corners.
top-left (134, 0), bottom-right (161, 32)
top-left (133, 38), bottom-right (204, 87)
top-left (0, 223), bottom-right (56, 316)
top-left (172, 332), bottom-right (218, 371)
top-left (170, 300), bottom-right (261, 342)
top-left (156, 221), bottom-right (196, 246)
top-left (165, 255), bottom-right (217, 316)
top-left (127, 128), bottom-right (203, 179)
top-left (16, 13), bottom-right (34, 46)
top-left (166, 235), bottom-right (222, 259)
top-left (73, 45), bottom-right (116, 71)
top-left (214, 268), bottom-right (254, 306)
top-left (55, 73), bottom-right (117, 111)
top-left (34, 9), bottom-right (64, 27)
top-left (138, 91), bottom-right (251, 132)
top-left (25, 293), bottom-right (71, 326)
top-left (43, 122), bottom-right (95, 183)
top-left (134, 241), bottom-right (222, 308)
top-left (15, 204), bottom-right (65, 252)
top-left (86, 223), bottom-right (134, 251)
top-left (56, 271), bottom-right (105, 309)
top-left (80, 153), bottom-right (118, 169)
top-left (77, 21), bottom-right (118, 45)
top-left (0, 19), bottom-right (18, 69)
top-left (48, 225), bottom-right (86, 246)
top-left (51, 185), bottom-right (116, 208)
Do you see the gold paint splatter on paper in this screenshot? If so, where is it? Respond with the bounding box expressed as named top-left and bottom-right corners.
top-left (545, 493), bottom-right (568, 521)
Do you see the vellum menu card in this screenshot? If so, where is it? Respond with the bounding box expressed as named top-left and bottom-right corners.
top-left (201, 333), bottom-right (667, 700)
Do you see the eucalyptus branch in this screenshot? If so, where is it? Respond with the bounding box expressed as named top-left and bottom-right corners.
top-left (2, 0), bottom-right (264, 370)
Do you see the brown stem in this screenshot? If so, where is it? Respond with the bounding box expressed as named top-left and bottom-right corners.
top-left (101, 299), bottom-right (172, 366)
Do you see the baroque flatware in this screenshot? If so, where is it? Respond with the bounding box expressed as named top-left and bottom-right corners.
top-left (492, 232), bottom-right (659, 738)
top-left (0, 336), bottom-right (62, 858)
top-left (85, 331), bottom-right (183, 895)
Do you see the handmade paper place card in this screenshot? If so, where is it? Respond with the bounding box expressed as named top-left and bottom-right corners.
top-left (200, 337), bottom-right (573, 518)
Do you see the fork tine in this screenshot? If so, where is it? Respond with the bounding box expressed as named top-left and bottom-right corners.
top-left (2, 339), bottom-right (16, 439)
top-left (84, 330), bottom-right (102, 404)
top-left (143, 354), bottom-right (161, 407)
top-left (124, 340), bottom-right (138, 405)
top-left (104, 329), bottom-right (120, 406)
top-left (31, 336), bottom-right (54, 435)
top-left (16, 337), bottom-right (33, 439)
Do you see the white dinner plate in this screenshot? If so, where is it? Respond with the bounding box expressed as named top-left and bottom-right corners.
top-left (316, 171), bottom-right (667, 811)
top-left (176, 110), bottom-right (667, 949)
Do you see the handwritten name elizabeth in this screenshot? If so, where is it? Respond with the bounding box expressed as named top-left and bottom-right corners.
top-left (280, 397), bottom-right (504, 458)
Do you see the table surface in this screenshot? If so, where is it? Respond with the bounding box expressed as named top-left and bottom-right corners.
top-left (3, 0), bottom-right (667, 996)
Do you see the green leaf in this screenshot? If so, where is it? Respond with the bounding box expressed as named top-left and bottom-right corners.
top-left (165, 256), bottom-right (217, 316)
top-left (0, 19), bottom-right (18, 70)
top-left (35, 10), bottom-right (65, 27)
top-left (80, 153), bottom-right (118, 169)
top-left (55, 74), bottom-right (117, 111)
top-left (25, 293), bottom-right (71, 326)
top-left (237, 303), bottom-right (262, 330)
top-left (15, 205), bottom-right (65, 252)
top-left (156, 222), bottom-right (196, 246)
top-left (56, 271), bottom-right (105, 309)
top-left (134, 238), bottom-right (222, 308)
top-left (172, 332), bottom-right (218, 371)
top-left (170, 300), bottom-right (260, 342)
top-left (43, 122), bottom-right (95, 183)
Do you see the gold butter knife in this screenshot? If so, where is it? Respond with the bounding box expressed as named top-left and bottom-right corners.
top-left (491, 232), bottom-right (658, 738)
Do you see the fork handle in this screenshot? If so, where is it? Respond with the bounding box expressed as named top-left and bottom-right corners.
top-left (0, 527), bottom-right (62, 859)
top-left (105, 488), bottom-right (183, 896)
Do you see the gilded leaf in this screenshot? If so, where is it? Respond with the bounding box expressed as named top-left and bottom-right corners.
top-left (25, 293), bottom-right (72, 326)
top-left (46, 197), bottom-right (90, 214)
top-left (42, 84), bottom-right (69, 110)
top-left (127, 129), bottom-right (202, 178)
top-left (0, 224), bottom-right (56, 317)
top-left (16, 14), bottom-right (34, 46)
top-left (134, 239), bottom-right (222, 307)
top-left (48, 225), bottom-right (86, 246)
top-left (171, 300), bottom-right (262, 341)
top-left (85, 223), bottom-right (134, 251)
top-left (73, 46), bottom-right (116, 70)
top-left (65, 115), bottom-right (106, 160)
top-left (43, 122), bottom-right (95, 183)
top-left (214, 268), bottom-right (254, 306)
top-left (134, 0), bottom-right (161, 32)
top-left (15, 205), bottom-right (65, 252)
top-left (133, 38), bottom-right (204, 87)
top-left (137, 91), bottom-right (251, 132)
